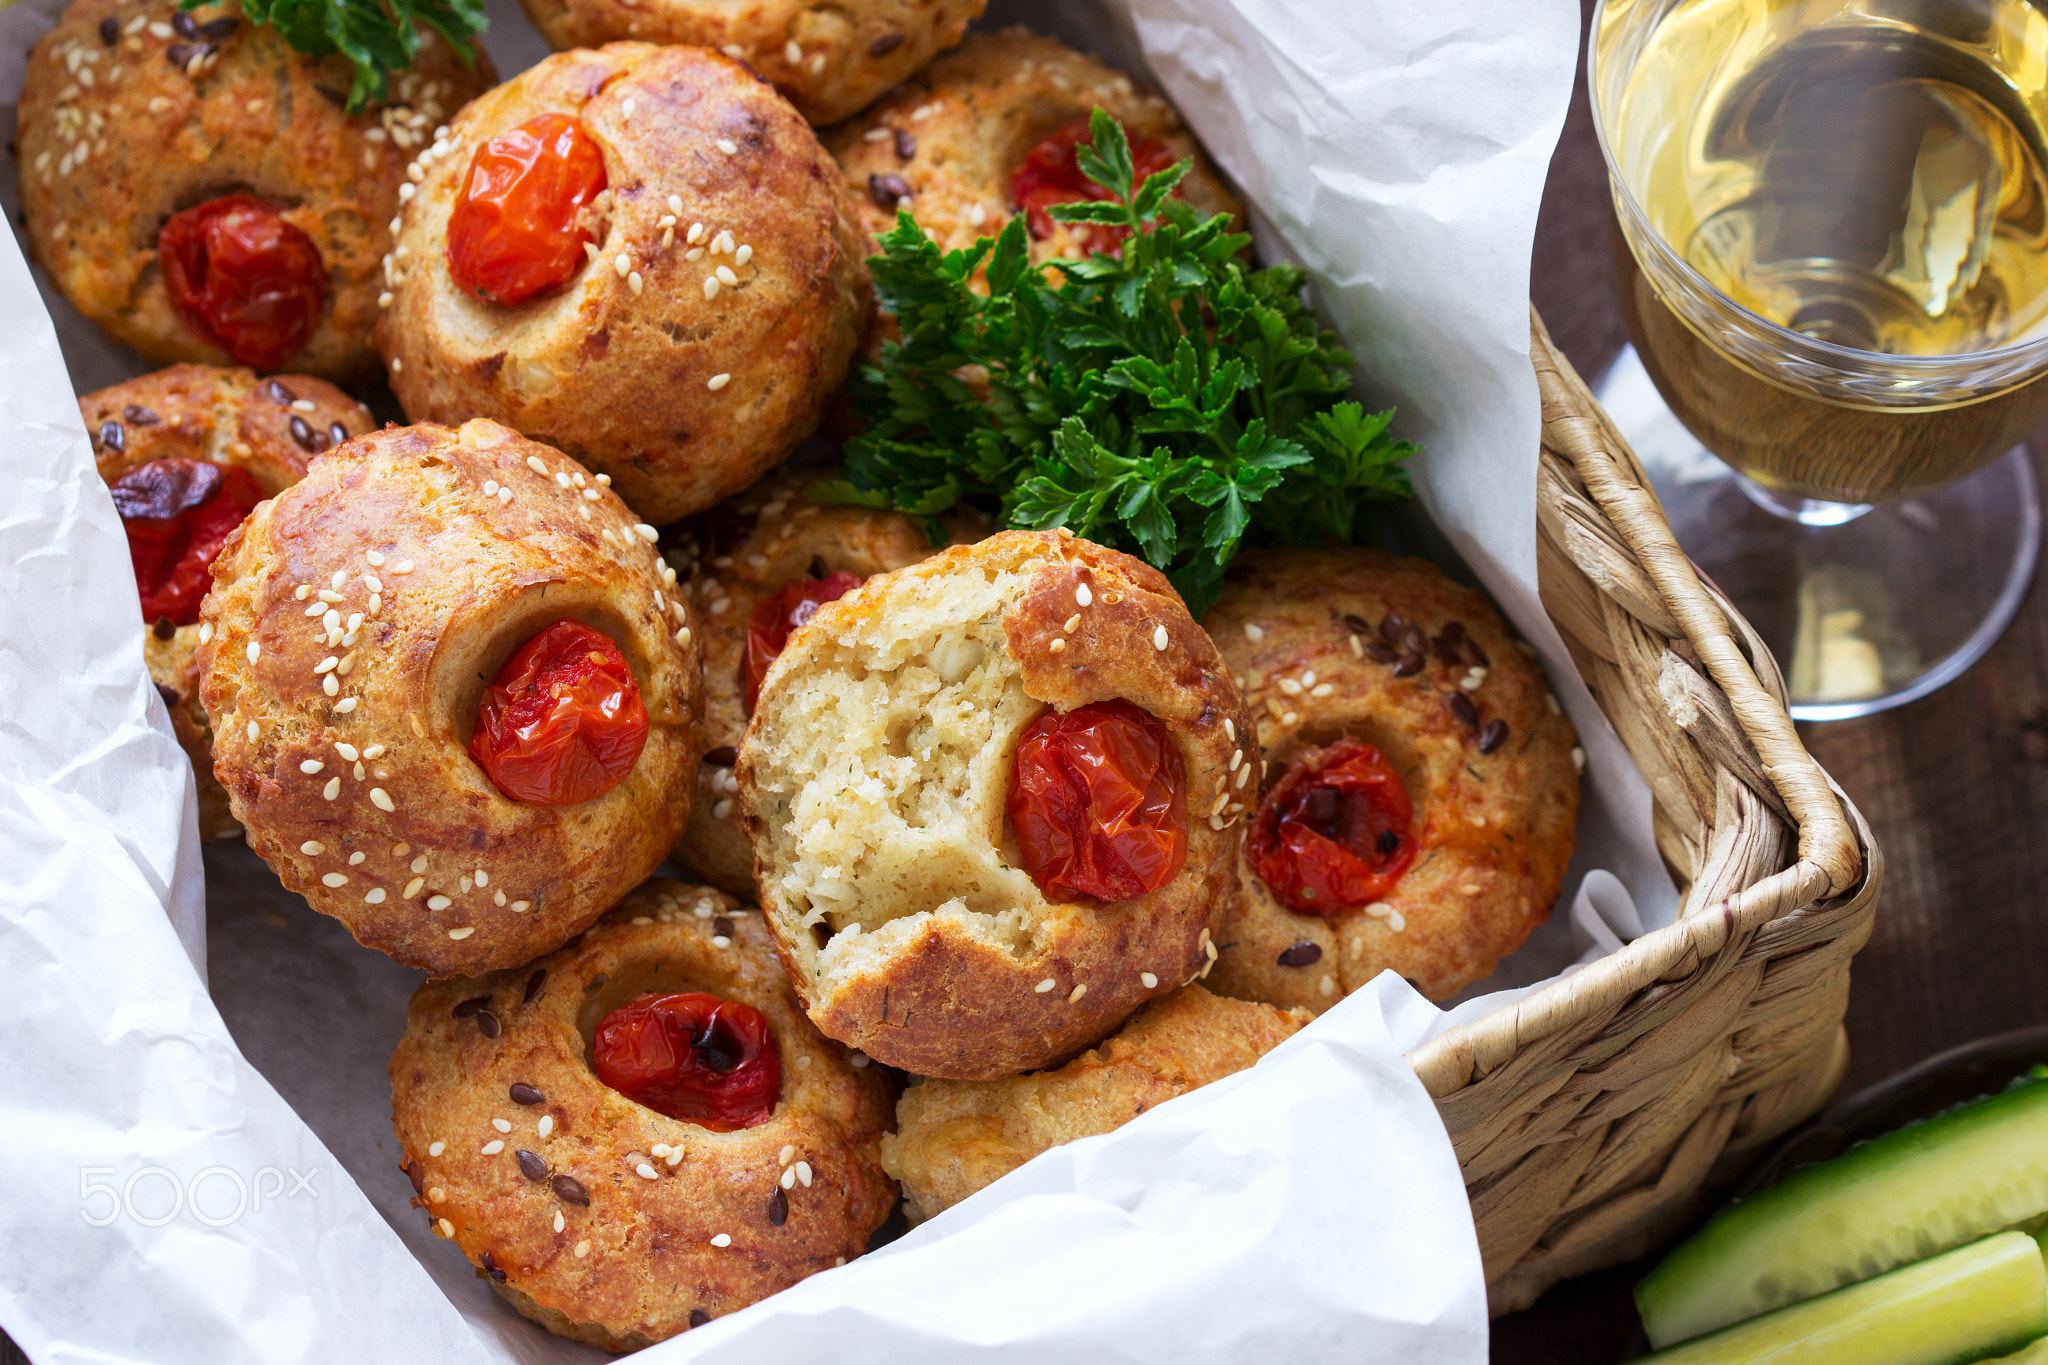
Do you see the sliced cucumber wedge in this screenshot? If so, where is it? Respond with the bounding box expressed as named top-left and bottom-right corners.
top-left (1630, 1230), bottom-right (2048, 1364)
top-left (1638, 1073), bottom-right (2048, 1347)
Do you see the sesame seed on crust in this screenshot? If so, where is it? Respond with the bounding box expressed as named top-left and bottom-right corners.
top-left (196, 420), bottom-right (704, 977)
top-left (371, 45), bottom-right (871, 526)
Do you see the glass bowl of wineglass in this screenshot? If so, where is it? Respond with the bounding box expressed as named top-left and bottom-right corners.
top-left (1591, 0), bottom-right (2048, 720)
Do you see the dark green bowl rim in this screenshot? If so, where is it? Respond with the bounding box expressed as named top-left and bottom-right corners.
top-left (1730, 1024), bottom-right (2048, 1202)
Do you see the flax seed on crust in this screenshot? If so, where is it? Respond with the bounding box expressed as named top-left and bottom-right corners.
top-left (825, 30), bottom-right (1240, 272)
top-left (1201, 547), bottom-right (1579, 1007)
top-left (390, 881), bottom-right (896, 1351)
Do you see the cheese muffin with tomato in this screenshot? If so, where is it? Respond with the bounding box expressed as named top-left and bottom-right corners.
top-left (737, 530), bottom-right (1254, 1081)
top-left (1201, 548), bottom-right (1580, 1007)
top-left (825, 30), bottom-right (1239, 270)
top-left (89, 365), bottom-right (373, 840)
top-left (517, 0), bottom-right (985, 127)
top-left (374, 44), bottom-right (872, 526)
top-left (884, 985), bottom-right (1309, 1223)
top-left (390, 880), bottom-right (897, 1350)
top-left (17, 0), bottom-right (493, 379)
top-left (660, 469), bottom-right (988, 896)
top-left (199, 420), bottom-right (703, 976)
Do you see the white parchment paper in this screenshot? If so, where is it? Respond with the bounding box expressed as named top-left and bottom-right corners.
top-left (0, 0), bottom-right (1630, 1360)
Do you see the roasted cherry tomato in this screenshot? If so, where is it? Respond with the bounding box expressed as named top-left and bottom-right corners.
top-left (1248, 739), bottom-right (1416, 914)
top-left (1010, 117), bottom-right (1179, 252)
top-left (593, 992), bottom-right (781, 1130)
top-left (111, 458), bottom-right (266, 626)
top-left (446, 113), bottom-right (608, 305)
top-left (1008, 698), bottom-right (1187, 903)
top-left (468, 621), bottom-right (647, 805)
top-left (742, 571), bottom-right (863, 712)
top-left (158, 195), bottom-right (326, 370)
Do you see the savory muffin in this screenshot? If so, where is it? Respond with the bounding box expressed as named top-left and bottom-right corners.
top-left (17, 0), bottom-right (492, 378)
top-left (661, 468), bottom-right (987, 895)
top-left (1201, 548), bottom-right (1581, 1006)
top-left (825, 29), bottom-right (1239, 268)
top-left (198, 419), bottom-right (702, 976)
top-left (391, 880), bottom-right (897, 1351)
top-left (89, 364), bottom-right (372, 839)
top-left (517, 0), bottom-right (985, 126)
top-left (737, 529), bottom-right (1255, 1080)
top-left (373, 43), bottom-right (872, 525)
top-left (883, 985), bottom-right (1310, 1222)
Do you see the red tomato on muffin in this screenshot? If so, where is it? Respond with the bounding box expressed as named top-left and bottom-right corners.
top-left (1249, 739), bottom-right (1416, 914)
top-left (446, 113), bottom-right (608, 305)
top-left (158, 196), bottom-right (326, 369)
top-left (470, 620), bottom-right (647, 804)
top-left (594, 992), bottom-right (781, 1130)
top-left (111, 457), bottom-right (267, 625)
top-left (1011, 117), bottom-right (1178, 252)
top-left (1008, 698), bottom-right (1188, 903)
top-left (743, 572), bottom-right (864, 712)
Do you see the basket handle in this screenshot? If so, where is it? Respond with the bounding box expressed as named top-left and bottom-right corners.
top-left (1529, 308), bottom-right (1863, 900)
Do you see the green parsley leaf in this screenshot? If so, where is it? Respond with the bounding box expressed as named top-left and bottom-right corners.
top-left (182, 0), bottom-right (487, 114)
top-left (822, 108), bottom-right (1415, 615)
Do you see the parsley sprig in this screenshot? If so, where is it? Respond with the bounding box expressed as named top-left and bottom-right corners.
top-left (181, 0), bottom-right (487, 114)
top-left (818, 108), bottom-right (1415, 615)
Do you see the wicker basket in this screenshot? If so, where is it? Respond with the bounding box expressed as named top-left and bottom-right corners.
top-left (1406, 312), bottom-right (1883, 1316)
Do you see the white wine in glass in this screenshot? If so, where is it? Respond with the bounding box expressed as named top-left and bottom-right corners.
top-left (1593, 0), bottom-right (2048, 715)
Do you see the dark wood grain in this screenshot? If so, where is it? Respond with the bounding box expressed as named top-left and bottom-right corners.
top-left (1530, 0), bottom-right (1628, 386)
top-left (1500, 0), bottom-right (2048, 1356)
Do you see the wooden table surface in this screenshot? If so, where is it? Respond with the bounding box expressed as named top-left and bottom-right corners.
top-left (1496, 2), bottom-right (2048, 1358)
top-left (5, 7), bottom-right (2041, 1363)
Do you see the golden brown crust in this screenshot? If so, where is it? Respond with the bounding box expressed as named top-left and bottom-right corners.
top-left (661, 468), bottom-right (988, 895)
top-left (373, 44), bottom-right (873, 526)
top-left (737, 529), bottom-right (1256, 1080)
top-left (516, 0), bottom-right (985, 126)
top-left (145, 629), bottom-right (239, 839)
top-left (89, 364), bottom-right (373, 840)
top-left (825, 30), bottom-right (1240, 271)
top-left (1200, 547), bottom-right (1580, 1006)
top-left (85, 364), bottom-right (362, 493)
top-left (882, 985), bottom-right (1309, 1222)
top-left (197, 419), bottom-right (703, 976)
top-left (389, 880), bottom-right (899, 1351)
top-left (17, 0), bottom-right (492, 379)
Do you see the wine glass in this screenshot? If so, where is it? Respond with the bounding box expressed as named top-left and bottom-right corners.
top-left (1590, 0), bottom-right (2048, 719)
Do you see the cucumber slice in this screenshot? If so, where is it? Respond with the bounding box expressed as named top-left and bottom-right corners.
top-left (1638, 1074), bottom-right (2048, 1347)
top-left (1629, 1230), bottom-right (2048, 1364)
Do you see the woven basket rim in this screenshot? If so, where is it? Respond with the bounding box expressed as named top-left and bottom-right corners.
top-left (1406, 309), bottom-right (1880, 1099)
